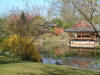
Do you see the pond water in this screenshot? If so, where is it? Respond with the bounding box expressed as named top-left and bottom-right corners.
top-left (39, 48), bottom-right (100, 70)
top-left (42, 56), bottom-right (100, 70)
top-left (38, 34), bottom-right (100, 70)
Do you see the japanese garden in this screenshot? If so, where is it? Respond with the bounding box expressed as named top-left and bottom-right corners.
top-left (0, 0), bottom-right (100, 75)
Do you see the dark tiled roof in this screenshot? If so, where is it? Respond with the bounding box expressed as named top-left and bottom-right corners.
top-left (47, 23), bottom-right (57, 27)
top-left (65, 21), bottom-right (100, 32)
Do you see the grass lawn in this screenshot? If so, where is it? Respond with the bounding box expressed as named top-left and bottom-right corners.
top-left (0, 54), bottom-right (99, 75)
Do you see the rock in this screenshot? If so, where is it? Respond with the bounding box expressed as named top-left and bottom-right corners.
top-left (55, 61), bottom-right (63, 65)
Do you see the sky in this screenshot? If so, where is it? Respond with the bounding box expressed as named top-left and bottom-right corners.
top-left (0, 0), bottom-right (50, 15)
top-left (0, 0), bottom-right (25, 14)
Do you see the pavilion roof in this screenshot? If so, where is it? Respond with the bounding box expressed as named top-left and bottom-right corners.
top-left (65, 21), bottom-right (100, 32)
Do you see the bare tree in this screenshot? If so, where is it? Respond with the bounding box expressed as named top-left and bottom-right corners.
top-left (60, 0), bottom-right (77, 23)
top-left (49, 0), bottom-right (77, 24)
top-left (73, 0), bottom-right (99, 35)
top-left (23, 0), bottom-right (50, 17)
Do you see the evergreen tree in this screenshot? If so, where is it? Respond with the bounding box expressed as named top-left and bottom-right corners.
top-left (21, 11), bottom-right (26, 21)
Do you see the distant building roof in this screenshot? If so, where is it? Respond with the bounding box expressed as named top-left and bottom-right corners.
top-left (47, 23), bottom-right (57, 27)
top-left (65, 21), bottom-right (100, 32)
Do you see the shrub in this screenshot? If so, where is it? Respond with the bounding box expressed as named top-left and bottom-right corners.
top-left (50, 28), bottom-right (54, 33)
top-left (96, 50), bottom-right (100, 56)
top-left (66, 51), bottom-right (78, 57)
top-left (1, 34), bottom-right (41, 62)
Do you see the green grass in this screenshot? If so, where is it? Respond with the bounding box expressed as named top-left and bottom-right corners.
top-left (0, 54), bottom-right (99, 75)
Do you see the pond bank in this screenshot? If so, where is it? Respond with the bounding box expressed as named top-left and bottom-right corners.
top-left (0, 54), bottom-right (99, 75)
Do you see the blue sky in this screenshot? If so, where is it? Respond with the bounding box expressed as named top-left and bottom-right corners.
top-left (0, 0), bottom-right (50, 15)
top-left (0, 0), bottom-right (25, 14)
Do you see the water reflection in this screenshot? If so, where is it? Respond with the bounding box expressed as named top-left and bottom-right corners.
top-left (42, 56), bottom-right (100, 70)
top-left (43, 58), bottom-right (56, 64)
top-left (40, 46), bottom-right (100, 70)
top-left (42, 57), bottom-right (63, 64)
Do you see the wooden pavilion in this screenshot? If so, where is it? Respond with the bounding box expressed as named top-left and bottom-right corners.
top-left (65, 21), bottom-right (100, 48)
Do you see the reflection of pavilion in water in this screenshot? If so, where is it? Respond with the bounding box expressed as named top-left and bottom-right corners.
top-left (54, 47), bottom-right (98, 56)
top-left (62, 57), bottom-right (96, 69)
top-left (72, 60), bottom-right (91, 68)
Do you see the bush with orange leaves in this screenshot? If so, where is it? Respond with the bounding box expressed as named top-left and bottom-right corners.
top-left (54, 28), bottom-right (64, 36)
top-left (2, 34), bottom-right (41, 62)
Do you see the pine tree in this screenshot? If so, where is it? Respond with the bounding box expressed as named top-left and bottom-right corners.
top-left (21, 11), bottom-right (26, 22)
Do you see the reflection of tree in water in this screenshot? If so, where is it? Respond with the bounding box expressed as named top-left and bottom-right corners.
top-left (39, 47), bottom-right (54, 58)
top-left (54, 47), bottom-right (64, 57)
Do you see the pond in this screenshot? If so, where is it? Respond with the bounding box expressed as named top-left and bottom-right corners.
top-left (39, 48), bottom-right (100, 70)
top-left (38, 34), bottom-right (100, 70)
top-left (42, 56), bottom-right (100, 70)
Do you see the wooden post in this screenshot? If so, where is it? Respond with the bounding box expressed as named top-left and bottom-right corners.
top-left (67, 32), bottom-right (71, 55)
top-left (68, 32), bottom-right (70, 41)
top-left (94, 33), bottom-right (97, 40)
top-left (68, 32), bottom-right (71, 46)
top-left (80, 33), bottom-right (83, 56)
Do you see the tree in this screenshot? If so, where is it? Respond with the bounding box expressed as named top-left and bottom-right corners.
top-left (93, 15), bottom-right (100, 24)
top-left (73, 0), bottom-right (100, 36)
top-left (3, 10), bottom-right (46, 61)
top-left (52, 18), bottom-right (63, 27)
top-left (21, 11), bottom-right (26, 21)
top-left (0, 17), bottom-right (6, 44)
top-left (23, 0), bottom-right (50, 17)
top-left (49, 0), bottom-right (78, 26)
top-left (51, 18), bottom-right (73, 29)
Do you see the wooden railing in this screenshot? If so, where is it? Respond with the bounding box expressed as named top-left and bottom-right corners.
top-left (70, 41), bottom-right (99, 48)
top-left (71, 37), bottom-right (96, 40)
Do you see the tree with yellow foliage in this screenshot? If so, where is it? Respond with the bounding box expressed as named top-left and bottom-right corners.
top-left (2, 11), bottom-right (45, 62)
